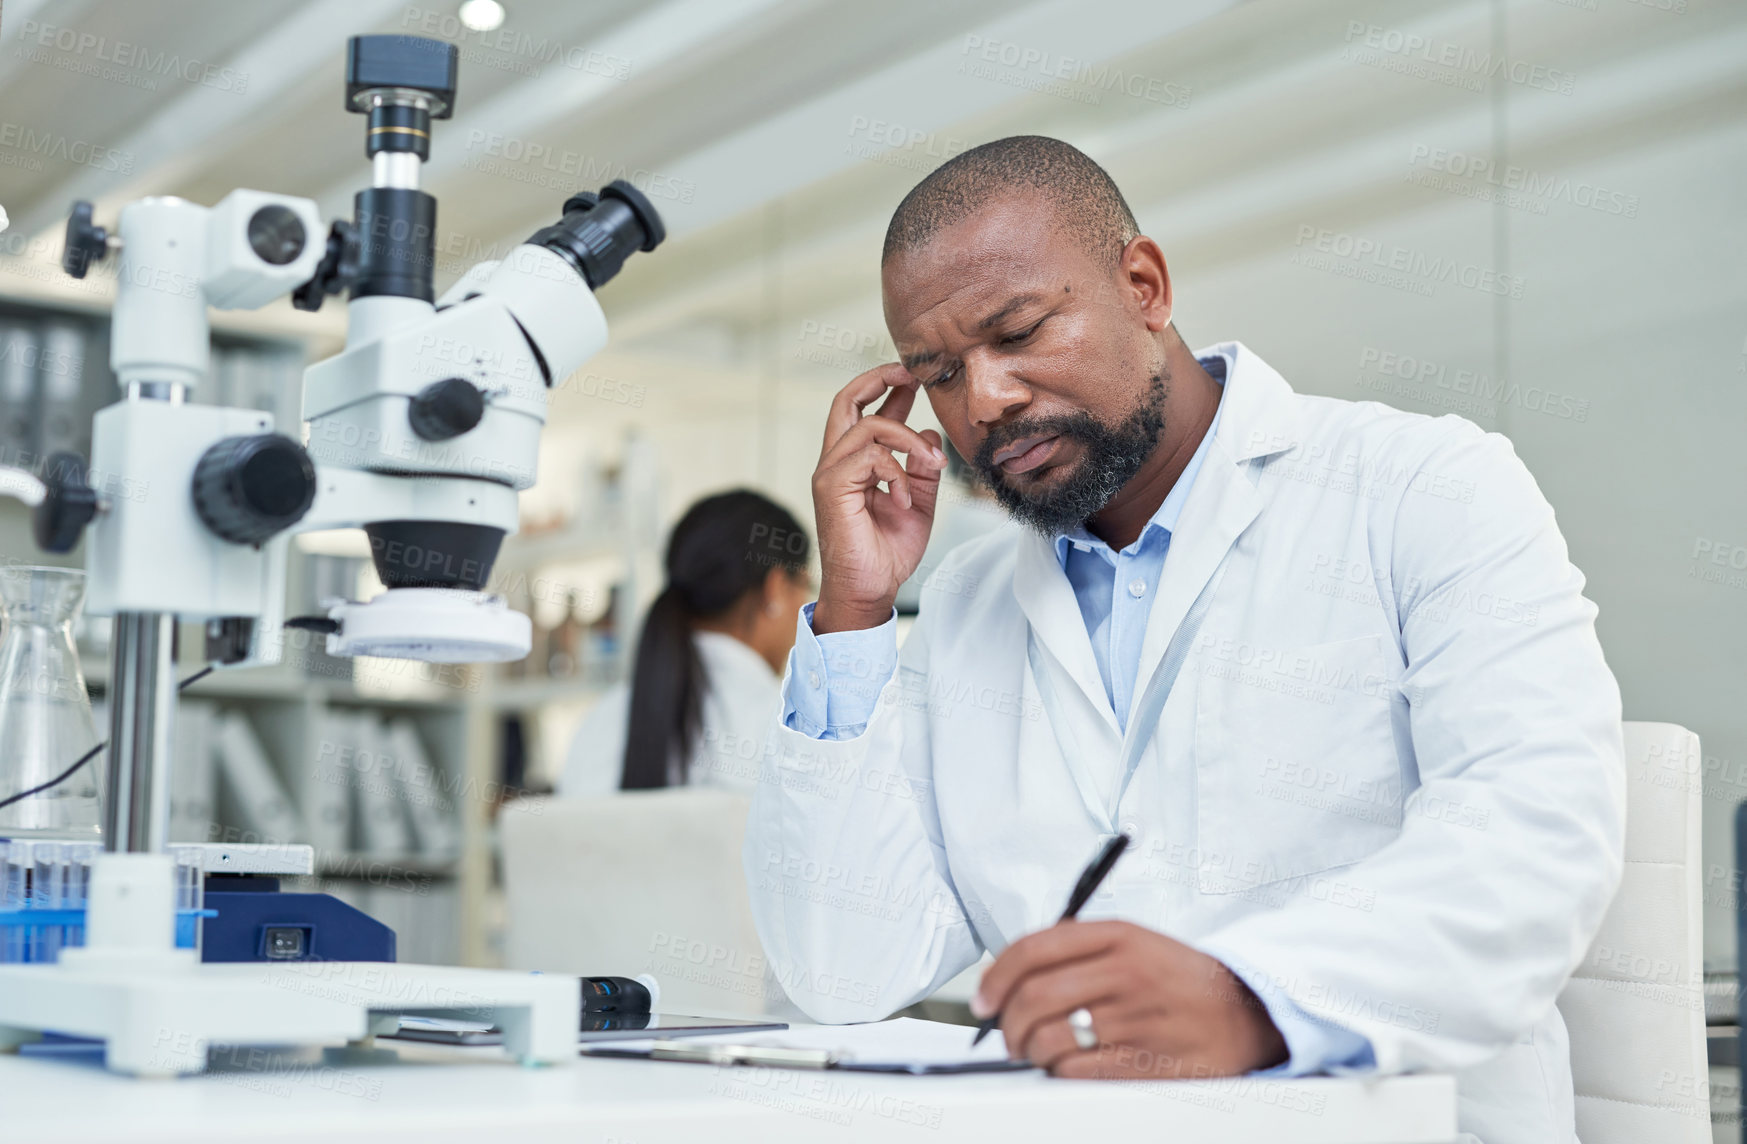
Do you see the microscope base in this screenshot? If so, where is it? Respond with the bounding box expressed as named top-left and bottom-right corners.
top-left (0, 960), bottom-right (578, 1075)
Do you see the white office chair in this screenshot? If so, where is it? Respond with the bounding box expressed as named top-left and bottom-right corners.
top-left (499, 789), bottom-right (786, 1017)
top-left (1555, 722), bottom-right (1710, 1144)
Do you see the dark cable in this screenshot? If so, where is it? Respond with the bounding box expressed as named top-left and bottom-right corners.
top-left (0, 741), bottom-right (106, 811)
top-left (0, 663), bottom-right (219, 811)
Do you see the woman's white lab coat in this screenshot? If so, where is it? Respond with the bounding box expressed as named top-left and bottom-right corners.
top-left (561, 630), bottom-right (780, 797)
top-left (743, 343), bottom-right (1625, 1144)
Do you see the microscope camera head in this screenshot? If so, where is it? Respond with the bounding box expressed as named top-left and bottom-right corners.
top-left (291, 35), bottom-right (664, 665)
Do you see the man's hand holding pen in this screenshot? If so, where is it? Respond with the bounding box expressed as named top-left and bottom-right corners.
top-left (973, 921), bottom-right (1289, 1078)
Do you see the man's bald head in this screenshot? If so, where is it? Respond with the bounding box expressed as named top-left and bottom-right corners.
top-left (881, 135), bottom-right (1139, 267)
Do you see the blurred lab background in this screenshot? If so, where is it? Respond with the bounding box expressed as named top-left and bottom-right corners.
top-left (0, 0), bottom-right (1740, 1082)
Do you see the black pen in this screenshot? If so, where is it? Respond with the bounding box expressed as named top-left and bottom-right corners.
top-left (970, 831), bottom-right (1131, 1047)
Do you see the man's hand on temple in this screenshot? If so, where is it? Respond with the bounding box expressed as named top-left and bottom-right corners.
top-left (810, 362), bottom-right (947, 635)
top-left (973, 920), bottom-right (1288, 1078)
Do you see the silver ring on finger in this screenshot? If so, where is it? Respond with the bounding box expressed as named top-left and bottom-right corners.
top-left (1068, 1006), bottom-right (1097, 1052)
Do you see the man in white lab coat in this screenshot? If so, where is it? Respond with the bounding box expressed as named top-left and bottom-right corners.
top-left (743, 136), bottom-right (1623, 1143)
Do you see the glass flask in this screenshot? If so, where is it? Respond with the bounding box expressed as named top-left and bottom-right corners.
top-left (0, 566), bottom-right (103, 839)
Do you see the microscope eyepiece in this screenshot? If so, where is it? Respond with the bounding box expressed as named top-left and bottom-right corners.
top-left (526, 179), bottom-right (666, 290)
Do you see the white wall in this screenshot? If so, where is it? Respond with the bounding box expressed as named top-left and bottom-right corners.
top-left (548, 0), bottom-right (1747, 967)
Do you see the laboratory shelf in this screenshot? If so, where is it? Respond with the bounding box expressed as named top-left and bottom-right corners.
top-left (488, 519), bottom-right (623, 575)
top-left (481, 676), bottom-right (612, 710)
top-left (82, 661), bottom-right (475, 709)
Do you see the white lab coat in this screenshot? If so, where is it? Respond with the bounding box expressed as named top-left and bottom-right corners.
top-left (560, 631), bottom-right (779, 797)
top-left (743, 342), bottom-right (1624, 1144)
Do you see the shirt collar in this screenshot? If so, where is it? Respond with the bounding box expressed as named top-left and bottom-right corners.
top-left (1052, 349), bottom-right (1230, 567)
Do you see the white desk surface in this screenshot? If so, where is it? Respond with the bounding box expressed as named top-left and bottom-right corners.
top-left (0, 1025), bottom-right (1458, 1144)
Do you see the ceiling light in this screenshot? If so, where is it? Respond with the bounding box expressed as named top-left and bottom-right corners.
top-left (458, 0), bottom-right (505, 32)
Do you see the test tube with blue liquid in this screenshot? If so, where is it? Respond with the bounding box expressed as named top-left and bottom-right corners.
top-left (1, 840), bottom-right (26, 963)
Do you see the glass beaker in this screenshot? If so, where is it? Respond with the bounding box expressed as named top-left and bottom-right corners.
top-left (0, 566), bottom-right (103, 839)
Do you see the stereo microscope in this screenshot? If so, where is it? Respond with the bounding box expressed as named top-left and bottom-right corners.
top-left (0, 34), bottom-right (664, 1073)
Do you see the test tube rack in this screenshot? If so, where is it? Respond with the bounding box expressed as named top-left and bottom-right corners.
top-left (0, 840), bottom-right (212, 964)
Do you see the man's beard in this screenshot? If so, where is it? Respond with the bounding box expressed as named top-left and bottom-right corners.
top-left (972, 373), bottom-right (1168, 536)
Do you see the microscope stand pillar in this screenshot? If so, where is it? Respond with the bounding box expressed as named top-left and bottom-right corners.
top-left (103, 611), bottom-right (176, 853)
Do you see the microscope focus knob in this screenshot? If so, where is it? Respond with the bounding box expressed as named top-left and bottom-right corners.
top-left (61, 201), bottom-right (112, 279)
top-left (32, 451), bottom-right (99, 553)
top-left (407, 378), bottom-right (485, 442)
top-left (191, 434), bottom-right (317, 545)
top-left (292, 219), bottom-right (361, 312)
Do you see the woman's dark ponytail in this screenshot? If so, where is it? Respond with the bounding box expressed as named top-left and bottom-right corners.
top-left (621, 490), bottom-right (809, 789)
top-left (619, 584), bottom-right (700, 789)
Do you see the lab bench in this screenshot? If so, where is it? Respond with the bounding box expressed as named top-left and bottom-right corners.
top-left (0, 1028), bottom-right (1458, 1144)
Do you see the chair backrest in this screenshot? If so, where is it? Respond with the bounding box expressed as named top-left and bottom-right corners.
top-left (1556, 722), bottom-right (1709, 1144)
top-left (499, 789), bottom-right (779, 1016)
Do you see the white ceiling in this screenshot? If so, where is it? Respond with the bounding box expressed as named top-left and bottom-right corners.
top-left (0, 0), bottom-right (1740, 460)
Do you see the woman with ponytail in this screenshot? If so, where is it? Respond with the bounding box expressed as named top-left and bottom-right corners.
top-left (560, 489), bottom-right (814, 794)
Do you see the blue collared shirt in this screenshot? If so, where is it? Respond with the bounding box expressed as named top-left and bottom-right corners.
top-left (1053, 355), bottom-right (1222, 731)
top-left (781, 351), bottom-right (1374, 1076)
